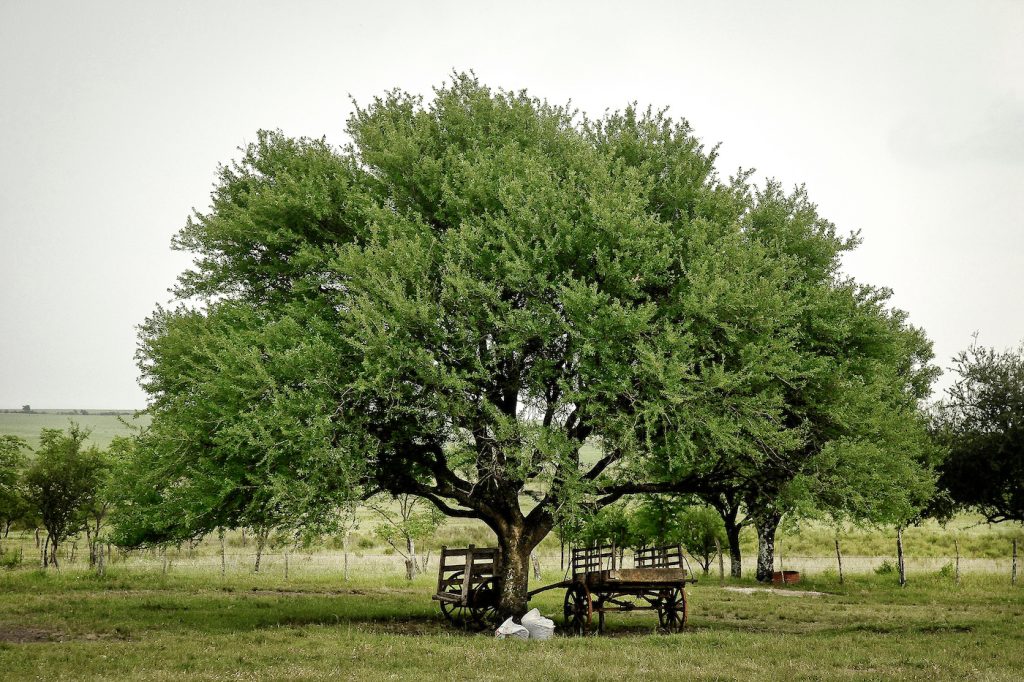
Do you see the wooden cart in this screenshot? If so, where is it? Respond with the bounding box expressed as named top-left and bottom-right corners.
top-left (431, 545), bottom-right (500, 629)
top-left (529, 544), bottom-right (696, 635)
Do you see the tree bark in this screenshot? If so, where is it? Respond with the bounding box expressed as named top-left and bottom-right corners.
top-left (496, 541), bottom-right (532, 618)
top-left (725, 521), bottom-right (743, 579)
top-left (754, 509), bottom-right (782, 583)
top-left (254, 529), bottom-right (268, 573)
top-left (708, 494), bottom-right (745, 578)
top-left (405, 536), bottom-right (418, 579)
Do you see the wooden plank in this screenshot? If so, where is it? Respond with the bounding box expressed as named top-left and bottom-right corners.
top-left (439, 547), bottom-right (498, 558)
top-left (460, 545), bottom-right (475, 606)
top-left (432, 593), bottom-right (463, 603)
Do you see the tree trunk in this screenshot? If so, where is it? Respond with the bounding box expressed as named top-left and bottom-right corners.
top-left (496, 542), bottom-right (532, 618)
top-left (343, 532), bottom-right (350, 582)
top-left (405, 536), bottom-right (418, 579)
top-left (724, 521), bottom-right (743, 579)
top-left (715, 537), bottom-right (724, 584)
top-left (754, 509), bottom-right (782, 583)
top-left (86, 527), bottom-right (95, 567)
top-left (254, 529), bottom-right (267, 573)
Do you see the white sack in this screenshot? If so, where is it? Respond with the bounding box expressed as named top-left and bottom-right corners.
top-left (494, 616), bottom-right (530, 640)
top-left (520, 608), bottom-right (556, 640)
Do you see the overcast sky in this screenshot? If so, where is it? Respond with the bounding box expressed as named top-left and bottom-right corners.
top-left (1, 0), bottom-right (1022, 409)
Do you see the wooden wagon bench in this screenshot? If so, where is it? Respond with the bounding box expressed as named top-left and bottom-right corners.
top-left (431, 545), bottom-right (500, 628)
top-left (433, 543), bottom-right (696, 634)
top-left (527, 544), bottom-right (696, 635)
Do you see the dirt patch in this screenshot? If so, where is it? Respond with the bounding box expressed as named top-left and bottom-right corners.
top-left (0, 626), bottom-right (62, 643)
top-left (723, 586), bottom-right (830, 597)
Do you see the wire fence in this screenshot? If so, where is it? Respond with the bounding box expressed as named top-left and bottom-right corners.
top-left (3, 542), bottom-right (1018, 582)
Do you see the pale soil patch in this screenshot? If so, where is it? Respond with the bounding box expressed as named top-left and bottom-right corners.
top-left (722, 586), bottom-right (829, 597)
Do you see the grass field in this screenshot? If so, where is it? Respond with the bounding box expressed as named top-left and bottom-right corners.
top-left (0, 566), bottom-right (1021, 680)
top-left (0, 411), bottom-right (149, 449)
top-left (3, 411), bottom-right (1023, 679)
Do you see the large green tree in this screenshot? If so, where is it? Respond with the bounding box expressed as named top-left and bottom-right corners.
top-left (126, 74), bottom-right (930, 614)
top-left (694, 184), bottom-right (939, 580)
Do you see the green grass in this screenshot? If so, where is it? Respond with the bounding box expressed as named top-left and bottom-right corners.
top-left (0, 567), bottom-right (1021, 680)
top-left (0, 411), bottom-right (149, 449)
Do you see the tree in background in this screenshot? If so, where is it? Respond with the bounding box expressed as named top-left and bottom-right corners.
top-left (691, 183), bottom-right (939, 581)
top-left (676, 506), bottom-right (727, 575)
top-left (933, 340), bottom-right (1024, 524)
top-left (369, 494), bottom-right (444, 579)
top-left (0, 436), bottom-right (30, 539)
top-left (23, 424), bottom-right (106, 568)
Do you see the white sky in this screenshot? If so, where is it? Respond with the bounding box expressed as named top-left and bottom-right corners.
top-left (1, 0), bottom-right (1022, 409)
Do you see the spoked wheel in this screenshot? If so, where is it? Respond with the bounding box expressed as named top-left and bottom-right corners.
top-left (468, 577), bottom-right (499, 628)
top-left (438, 571), bottom-right (476, 629)
top-left (657, 587), bottom-right (687, 633)
top-left (440, 597), bottom-right (476, 628)
top-left (563, 581), bottom-right (592, 636)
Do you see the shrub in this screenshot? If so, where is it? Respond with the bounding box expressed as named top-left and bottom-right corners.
top-left (875, 560), bottom-right (896, 575)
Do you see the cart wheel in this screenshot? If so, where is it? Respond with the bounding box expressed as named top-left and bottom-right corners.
top-left (438, 571), bottom-right (475, 629)
top-left (563, 582), bottom-right (592, 636)
top-left (468, 577), bottom-right (499, 627)
top-left (440, 598), bottom-right (475, 628)
top-left (657, 587), bottom-right (686, 633)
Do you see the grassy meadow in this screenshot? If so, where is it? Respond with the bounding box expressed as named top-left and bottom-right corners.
top-left (0, 565), bottom-right (1021, 680)
top-left (3, 412), bottom-right (1024, 679)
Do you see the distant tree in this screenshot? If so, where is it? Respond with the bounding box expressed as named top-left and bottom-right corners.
top-left (21, 405), bottom-right (30, 413)
top-left (369, 494), bottom-right (444, 580)
top-left (630, 497), bottom-right (726, 574)
top-left (23, 424), bottom-right (105, 567)
top-left (933, 340), bottom-right (1024, 524)
top-left (0, 436), bottom-right (30, 538)
top-left (81, 437), bottom-right (119, 566)
top-left (630, 496), bottom-right (688, 547)
top-left (676, 506), bottom-right (727, 575)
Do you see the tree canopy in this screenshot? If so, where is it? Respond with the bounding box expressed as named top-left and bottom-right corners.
top-left (121, 74), bottom-right (938, 613)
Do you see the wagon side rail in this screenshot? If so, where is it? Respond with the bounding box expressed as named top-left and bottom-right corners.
top-left (570, 544), bottom-right (618, 576)
top-left (433, 544), bottom-right (498, 606)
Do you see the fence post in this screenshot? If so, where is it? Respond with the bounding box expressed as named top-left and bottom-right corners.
top-left (284, 551), bottom-right (289, 581)
top-left (1013, 539), bottom-right (1018, 586)
top-left (896, 527), bottom-right (906, 587)
top-left (954, 538), bottom-right (960, 586)
top-left (715, 537), bottom-right (724, 585)
top-left (835, 539), bottom-right (844, 585)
